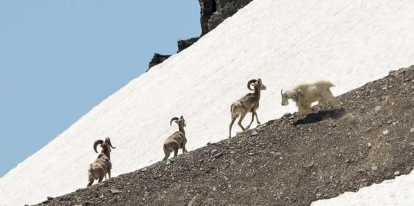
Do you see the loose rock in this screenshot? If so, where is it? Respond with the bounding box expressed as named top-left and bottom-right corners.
top-left (250, 130), bottom-right (258, 136)
top-left (214, 153), bottom-right (224, 159)
top-left (109, 189), bottom-right (122, 195)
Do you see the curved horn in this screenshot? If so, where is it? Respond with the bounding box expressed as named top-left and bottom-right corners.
top-left (170, 117), bottom-right (179, 126)
top-left (93, 140), bottom-right (104, 153)
top-left (247, 79), bottom-right (257, 91)
top-left (105, 137), bottom-right (116, 149)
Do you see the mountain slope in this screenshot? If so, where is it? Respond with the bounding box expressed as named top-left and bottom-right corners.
top-left (2, 0), bottom-right (414, 205)
top-left (36, 66), bottom-right (414, 206)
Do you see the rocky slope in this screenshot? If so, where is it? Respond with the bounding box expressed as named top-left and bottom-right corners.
top-left (35, 66), bottom-right (414, 206)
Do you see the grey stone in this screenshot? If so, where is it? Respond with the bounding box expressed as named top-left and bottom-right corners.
top-left (109, 189), bottom-right (122, 195)
top-left (250, 130), bottom-right (258, 136)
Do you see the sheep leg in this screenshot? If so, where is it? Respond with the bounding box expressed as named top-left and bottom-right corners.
top-left (319, 99), bottom-right (327, 109)
top-left (255, 112), bottom-right (261, 125)
top-left (229, 116), bottom-right (237, 138)
top-left (87, 168), bottom-right (94, 187)
top-left (98, 176), bottom-right (104, 183)
top-left (104, 162), bottom-right (112, 180)
top-left (331, 96), bottom-right (343, 106)
top-left (246, 112), bottom-right (255, 129)
top-left (87, 180), bottom-right (94, 187)
top-left (182, 145), bottom-right (188, 154)
top-left (304, 104), bottom-right (312, 113)
top-left (238, 113), bottom-right (247, 131)
top-left (87, 174), bottom-right (94, 187)
top-left (325, 90), bottom-right (343, 106)
top-left (163, 147), bottom-right (170, 161)
top-left (173, 148), bottom-right (178, 158)
top-left (297, 102), bottom-right (307, 113)
top-left (162, 153), bottom-right (170, 161)
top-left (298, 102), bottom-right (311, 113)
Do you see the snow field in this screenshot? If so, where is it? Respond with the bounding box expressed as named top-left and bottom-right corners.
top-left (1, 0), bottom-right (414, 205)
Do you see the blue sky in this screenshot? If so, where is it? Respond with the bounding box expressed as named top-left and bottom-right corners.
top-left (0, 0), bottom-right (200, 178)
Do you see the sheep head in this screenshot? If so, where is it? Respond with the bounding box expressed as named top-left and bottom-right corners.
top-left (281, 89), bottom-right (289, 106)
top-left (104, 137), bottom-right (116, 149)
top-left (281, 89), bottom-right (303, 105)
top-left (170, 116), bottom-right (186, 128)
top-left (93, 137), bottom-right (116, 155)
top-left (248, 78), bottom-right (266, 91)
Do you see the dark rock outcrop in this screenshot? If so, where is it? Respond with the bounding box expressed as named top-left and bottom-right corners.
top-left (198, 0), bottom-right (253, 35)
top-left (177, 37), bottom-right (200, 53)
top-left (198, 0), bottom-right (217, 35)
top-left (147, 53), bottom-right (171, 71)
top-left (147, 0), bottom-right (254, 71)
top-left (207, 0), bottom-right (253, 32)
top-left (176, 0), bottom-right (254, 53)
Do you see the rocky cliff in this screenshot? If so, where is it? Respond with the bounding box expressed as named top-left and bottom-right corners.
top-left (205, 0), bottom-right (252, 33)
top-left (147, 0), bottom-right (254, 70)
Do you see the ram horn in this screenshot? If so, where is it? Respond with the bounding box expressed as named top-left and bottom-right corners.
top-left (247, 79), bottom-right (257, 91)
top-left (93, 140), bottom-right (104, 153)
top-left (105, 137), bottom-right (116, 149)
top-left (170, 117), bottom-right (179, 126)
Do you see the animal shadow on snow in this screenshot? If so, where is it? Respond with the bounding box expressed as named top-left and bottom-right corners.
top-left (293, 108), bottom-right (345, 126)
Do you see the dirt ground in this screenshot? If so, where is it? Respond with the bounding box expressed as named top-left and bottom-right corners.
top-left (35, 66), bottom-right (414, 206)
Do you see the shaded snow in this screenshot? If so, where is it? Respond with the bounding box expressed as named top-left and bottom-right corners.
top-left (1, 0), bottom-right (414, 205)
top-left (312, 172), bottom-right (414, 206)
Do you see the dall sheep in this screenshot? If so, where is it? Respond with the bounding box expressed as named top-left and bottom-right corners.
top-left (87, 137), bottom-right (116, 187)
top-left (163, 116), bottom-right (188, 161)
top-left (229, 78), bottom-right (267, 138)
top-left (281, 80), bottom-right (342, 113)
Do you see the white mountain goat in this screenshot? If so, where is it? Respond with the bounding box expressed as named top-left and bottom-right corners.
top-left (281, 80), bottom-right (342, 113)
top-left (163, 116), bottom-right (188, 161)
top-left (87, 137), bottom-right (116, 187)
top-left (229, 78), bottom-right (267, 138)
